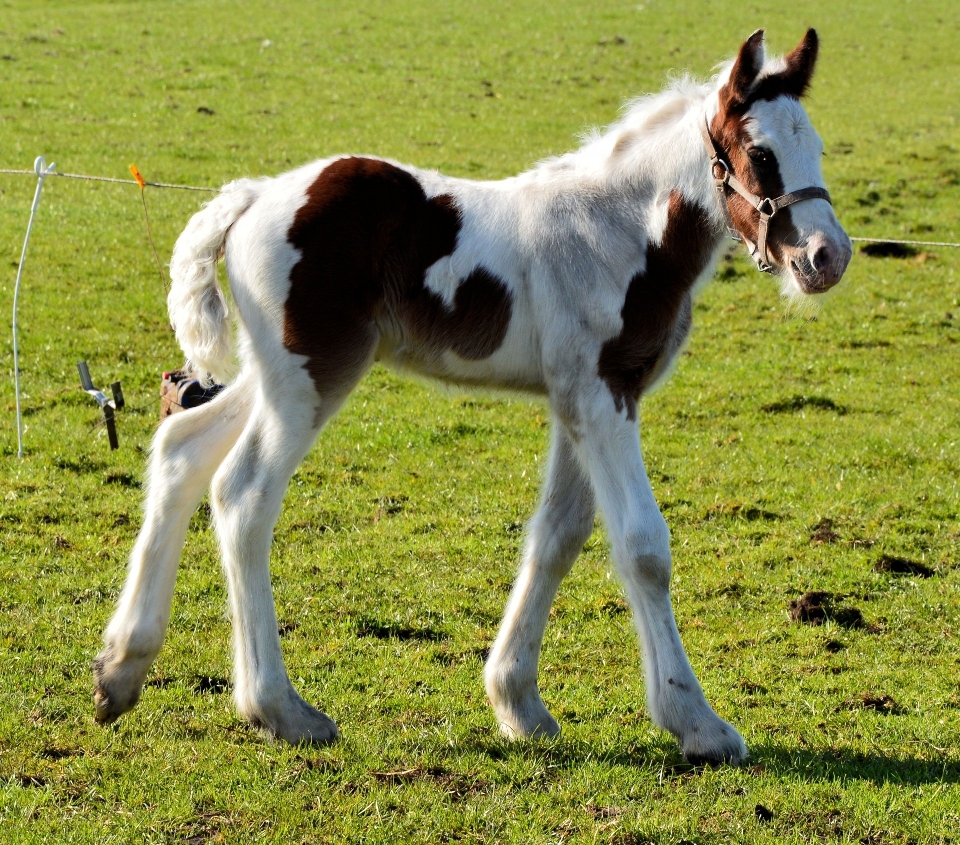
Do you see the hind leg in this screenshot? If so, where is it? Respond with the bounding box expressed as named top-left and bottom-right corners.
top-left (485, 424), bottom-right (595, 738)
top-left (210, 361), bottom-right (366, 744)
top-left (94, 374), bottom-right (255, 723)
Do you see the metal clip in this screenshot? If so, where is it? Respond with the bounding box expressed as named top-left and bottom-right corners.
top-left (78, 361), bottom-right (124, 450)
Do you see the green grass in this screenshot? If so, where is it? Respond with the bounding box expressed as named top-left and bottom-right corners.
top-left (2, 1), bottom-right (960, 842)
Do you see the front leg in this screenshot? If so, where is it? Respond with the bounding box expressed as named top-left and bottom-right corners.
top-left (485, 424), bottom-right (595, 738)
top-left (573, 401), bottom-right (747, 766)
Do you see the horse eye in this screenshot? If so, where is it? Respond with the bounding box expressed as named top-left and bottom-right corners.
top-left (748, 147), bottom-right (772, 167)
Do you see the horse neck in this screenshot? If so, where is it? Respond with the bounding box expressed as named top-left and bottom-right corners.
top-left (563, 91), bottom-right (725, 232)
top-left (630, 106), bottom-right (721, 212)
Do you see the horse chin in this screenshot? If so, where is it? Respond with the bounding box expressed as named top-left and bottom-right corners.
top-left (776, 261), bottom-right (828, 315)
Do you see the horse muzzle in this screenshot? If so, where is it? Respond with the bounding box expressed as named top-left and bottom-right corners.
top-left (786, 233), bottom-right (853, 294)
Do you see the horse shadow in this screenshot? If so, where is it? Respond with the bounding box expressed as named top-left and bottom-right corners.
top-left (742, 742), bottom-right (960, 786)
top-left (462, 733), bottom-right (960, 786)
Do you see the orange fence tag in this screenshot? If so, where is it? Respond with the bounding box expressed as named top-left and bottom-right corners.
top-left (129, 164), bottom-right (146, 188)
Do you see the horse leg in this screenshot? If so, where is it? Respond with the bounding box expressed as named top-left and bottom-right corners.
top-left (94, 374), bottom-right (255, 723)
top-left (210, 361), bottom-right (366, 744)
top-left (485, 423), bottom-right (595, 738)
top-left (574, 405), bottom-right (747, 765)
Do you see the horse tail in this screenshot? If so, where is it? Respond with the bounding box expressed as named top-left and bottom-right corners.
top-left (167, 178), bottom-right (266, 385)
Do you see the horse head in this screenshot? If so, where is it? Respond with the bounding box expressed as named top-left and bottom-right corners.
top-left (707, 29), bottom-right (852, 296)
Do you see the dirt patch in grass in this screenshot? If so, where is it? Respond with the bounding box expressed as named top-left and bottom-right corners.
top-left (370, 766), bottom-right (489, 800)
top-left (586, 803), bottom-right (628, 821)
top-left (874, 555), bottom-right (934, 578)
top-left (810, 518), bottom-right (841, 544)
top-left (596, 596), bottom-right (630, 615)
top-left (39, 745), bottom-right (81, 760)
top-left (174, 810), bottom-right (240, 845)
top-left (755, 803), bottom-right (774, 823)
top-left (847, 692), bottom-right (903, 714)
top-left (372, 494), bottom-right (409, 521)
top-left (705, 501), bottom-right (779, 521)
top-left (431, 644), bottom-right (489, 665)
top-left (761, 395), bottom-right (846, 415)
top-left (277, 621), bottom-right (298, 637)
top-left (789, 592), bottom-right (867, 629)
top-left (103, 471), bottom-right (140, 489)
top-left (354, 617), bottom-right (447, 642)
top-left (193, 676), bottom-right (230, 695)
top-left (54, 456), bottom-right (103, 474)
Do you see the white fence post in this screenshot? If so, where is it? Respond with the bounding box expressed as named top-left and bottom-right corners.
top-left (12, 156), bottom-right (56, 458)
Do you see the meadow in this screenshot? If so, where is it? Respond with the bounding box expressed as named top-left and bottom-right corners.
top-left (1, 0), bottom-right (959, 842)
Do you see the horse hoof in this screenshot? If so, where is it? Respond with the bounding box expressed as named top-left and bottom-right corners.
top-left (681, 719), bottom-right (748, 767)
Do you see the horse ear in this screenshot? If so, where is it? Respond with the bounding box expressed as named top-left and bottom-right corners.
top-left (722, 30), bottom-right (766, 111)
top-left (779, 28), bottom-right (819, 98)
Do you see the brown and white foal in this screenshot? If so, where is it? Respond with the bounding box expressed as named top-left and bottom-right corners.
top-left (94, 29), bottom-right (850, 765)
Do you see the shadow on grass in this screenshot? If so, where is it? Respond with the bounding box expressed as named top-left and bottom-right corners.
top-left (750, 742), bottom-right (960, 786)
top-left (458, 732), bottom-right (960, 786)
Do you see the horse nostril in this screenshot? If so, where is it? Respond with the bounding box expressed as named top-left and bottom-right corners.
top-left (811, 246), bottom-right (831, 274)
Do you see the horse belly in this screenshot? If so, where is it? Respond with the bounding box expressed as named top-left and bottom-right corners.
top-left (380, 288), bottom-right (545, 393)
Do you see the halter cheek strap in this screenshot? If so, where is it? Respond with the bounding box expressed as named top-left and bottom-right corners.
top-left (699, 119), bottom-right (832, 274)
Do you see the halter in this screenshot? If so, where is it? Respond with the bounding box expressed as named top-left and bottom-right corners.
top-left (699, 118), bottom-right (832, 273)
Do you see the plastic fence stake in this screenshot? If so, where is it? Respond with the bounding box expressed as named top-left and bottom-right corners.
top-left (12, 156), bottom-right (56, 459)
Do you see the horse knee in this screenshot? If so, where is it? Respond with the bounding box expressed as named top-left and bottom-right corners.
top-left (618, 519), bottom-right (672, 588)
top-left (211, 471), bottom-right (265, 528)
top-left (628, 551), bottom-right (672, 589)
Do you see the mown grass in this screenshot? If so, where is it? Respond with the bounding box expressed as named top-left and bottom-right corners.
top-left (1, 1), bottom-right (959, 842)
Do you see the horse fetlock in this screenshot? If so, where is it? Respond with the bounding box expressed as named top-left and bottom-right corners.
top-left (240, 688), bottom-right (338, 745)
top-left (493, 698), bottom-right (561, 740)
top-left (647, 678), bottom-right (746, 764)
top-left (678, 715), bottom-right (747, 767)
top-left (92, 648), bottom-right (151, 724)
top-left (486, 667), bottom-right (560, 739)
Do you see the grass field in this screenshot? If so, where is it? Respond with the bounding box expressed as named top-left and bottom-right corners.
top-left (2, 1), bottom-right (959, 842)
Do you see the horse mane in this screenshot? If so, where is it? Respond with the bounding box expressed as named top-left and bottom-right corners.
top-left (530, 73), bottom-right (716, 183)
top-left (534, 49), bottom-right (800, 182)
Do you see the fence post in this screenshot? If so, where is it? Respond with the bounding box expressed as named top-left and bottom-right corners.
top-left (12, 156), bottom-right (56, 458)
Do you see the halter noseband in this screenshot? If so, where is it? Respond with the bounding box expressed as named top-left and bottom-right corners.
top-left (700, 118), bottom-right (832, 273)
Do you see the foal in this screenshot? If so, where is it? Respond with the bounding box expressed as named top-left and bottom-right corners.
top-left (94, 29), bottom-right (851, 765)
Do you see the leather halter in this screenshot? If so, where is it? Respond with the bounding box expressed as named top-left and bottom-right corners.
top-left (700, 118), bottom-right (832, 273)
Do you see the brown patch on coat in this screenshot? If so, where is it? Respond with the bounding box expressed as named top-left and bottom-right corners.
top-left (399, 266), bottom-right (513, 360)
top-left (284, 157), bottom-right (512, 392)
top-left (597, 192), bottom-right (714, 419)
